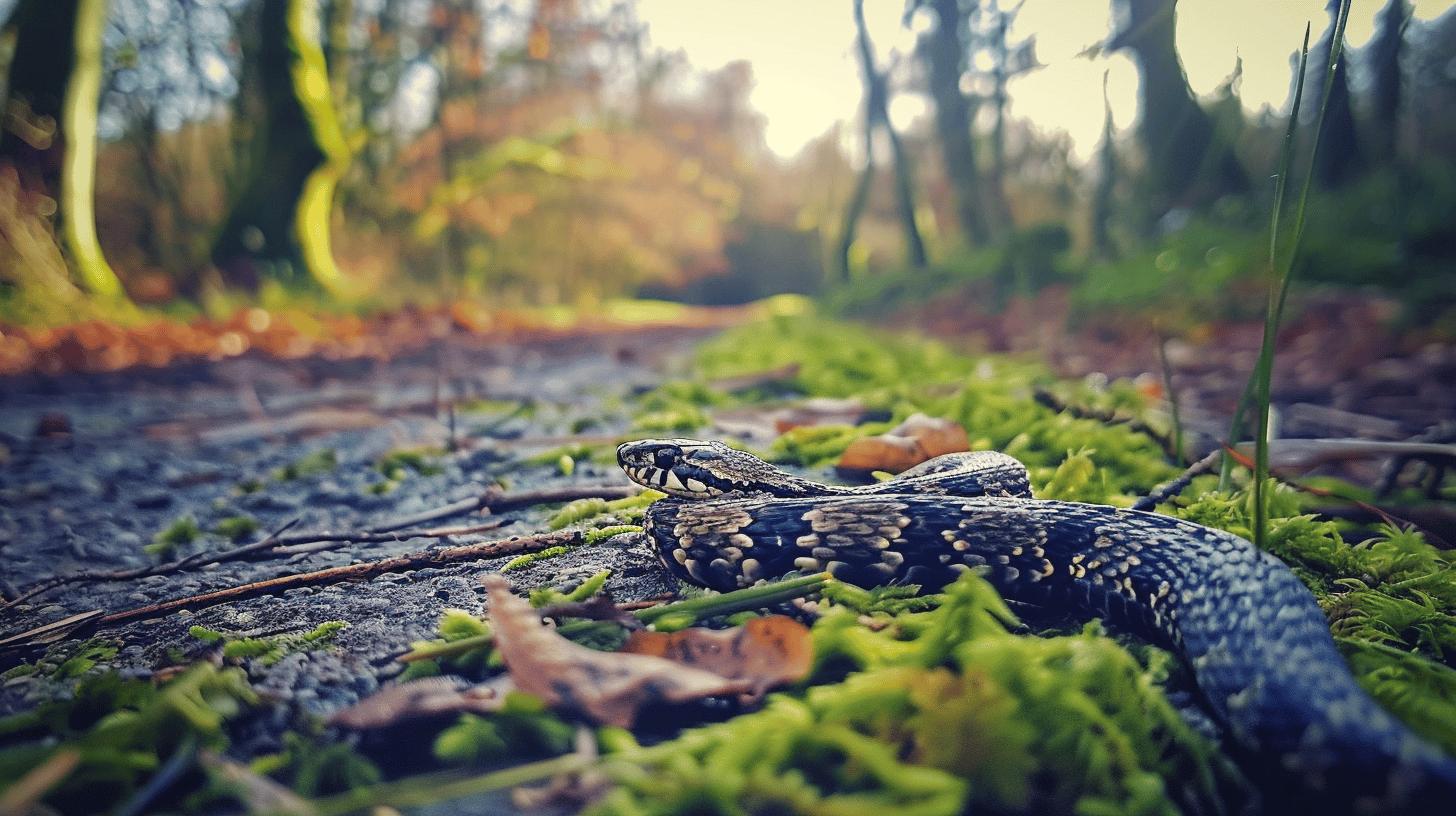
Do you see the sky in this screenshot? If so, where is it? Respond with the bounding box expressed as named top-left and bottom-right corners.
top-left (636, 0), bottom-right (1453, 162)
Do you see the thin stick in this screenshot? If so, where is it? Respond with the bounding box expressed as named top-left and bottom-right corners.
top-left (96, 530), bottom-right (584, 628)
top-left (1132, 449), bottom-right (1223, 511)
top-left (4, 484), bottom-right (639, 609)
top-left (1032, 387), bottom-right (1179, 460)
top-left (0, 519), bottom-right (303, 610)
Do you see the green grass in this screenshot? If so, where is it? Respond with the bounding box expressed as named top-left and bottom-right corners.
top-left (1239, 0), bottom-right (1351, 549)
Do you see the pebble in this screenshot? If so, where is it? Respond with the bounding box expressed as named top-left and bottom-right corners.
top-left (131, 490), bottom-right (173, 510)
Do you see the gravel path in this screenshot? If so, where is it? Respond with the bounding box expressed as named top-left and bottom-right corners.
top-left (0, 327), bottom-right (707, 758)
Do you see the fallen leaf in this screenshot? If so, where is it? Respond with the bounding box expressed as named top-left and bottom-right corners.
top-left (623, 615), bottom-right (812, 699)
top-left (483, 575), bottom-right (754, 728)
top-left (0, 610), bottom-right (104, 651)
top-left (838, 413), bottom-right (969, 473)
top-left (329, 676), bottom-right (509, 730)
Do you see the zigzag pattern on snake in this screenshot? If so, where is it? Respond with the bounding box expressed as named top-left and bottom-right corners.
top-left (616, 437), bottom-right (1456, 813)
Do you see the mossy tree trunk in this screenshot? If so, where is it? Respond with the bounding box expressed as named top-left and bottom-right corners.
top-left (212, 0), bottom-right (352, 295)
top-left (1, 0), bottom-right (127, 302)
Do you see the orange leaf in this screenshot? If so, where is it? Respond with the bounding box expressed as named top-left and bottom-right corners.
top-left (623, 615), bottom-right (812, 699)
top-left (838, 413), bottom-right (969, 472)
top-left (483, 575), bottom-right (753, 728)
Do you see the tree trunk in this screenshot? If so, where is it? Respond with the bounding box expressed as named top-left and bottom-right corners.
top-left (923, 0), bottom-right (990, 246)
top-left (1, 0), bottom-right (126, 301)
top-left (1111, 0), bottom-right (1248, 214)
top-left (836, 119), bottom-right (876, 281)
top-left (852, 0), bottom-right (927, 269)
top-left (1310, 0), bottom-right (1365, 186)
top-left (1368, 0), bottom-right (1407, 162)
top-left (212, 0), bottom-right (352, 295)
top-left (1091, 73), bottom-right (1118, 257)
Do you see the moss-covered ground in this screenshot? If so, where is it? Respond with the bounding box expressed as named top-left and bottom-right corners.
top-left (2, 313), bottom-right (1453, 815)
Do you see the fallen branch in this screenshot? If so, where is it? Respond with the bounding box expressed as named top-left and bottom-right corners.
top-left (1219, 446), bottom-right (1450, 548)
top-left (1032, 387), bottom-right (1179, 461)
top-left (1375, 421), bottom-right (1456, 498)
top-left (1132, 449), bottom-right (1223, 511)
top-left (0, 530), bottom-right (584, 650)
top-left (3, 483), bottom-right (639, 610)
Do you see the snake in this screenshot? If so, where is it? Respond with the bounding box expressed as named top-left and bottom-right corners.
top-left (616, 437), bottom-right (1456, 813)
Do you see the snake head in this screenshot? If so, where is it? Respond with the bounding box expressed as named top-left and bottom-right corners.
top-left (616, 438), bottom-right (738, 498)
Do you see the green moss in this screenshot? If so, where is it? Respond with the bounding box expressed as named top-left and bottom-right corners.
top-left (146, 515), bottom-right (202, 557)
top-left (595, 572), bottom-right (1230, 816)
top-left (274, 448), bottom-right (338, 481)
top-left (400, 609), bottom-right (497, 681)
top-left (0, 665), bottom-right (255, 813)
top-left (529, 569), bottom-right (612, 608)
top-left (250, 732), bottom-right (383, 797)
top-left (1173, 484), bottom-right (1456, 750)
top-left (212, 514), bottom-right (260, 542)
top-left (377, 447), bottom-right (444, 479)
top-left (547, 492), bottom-right (662, 530)
top-left (433, 694), bottom-right (575, 766)
top-left (500, 545), bottom-right (571, 572)
top-left (689, 316), bottom-right (1175, 500)
top-left (190, 621), bottom-right (348, 666)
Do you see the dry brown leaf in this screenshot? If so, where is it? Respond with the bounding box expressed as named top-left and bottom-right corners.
top-left (483, 574), bottom-right (754, 728)
top-left (623, 615), bottom-right (812, 700)
top-left (838, 412), bottom-right (969, 472)
top-left (329, 676), bottom-right (509, 730)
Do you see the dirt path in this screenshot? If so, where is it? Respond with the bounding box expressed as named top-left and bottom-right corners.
top-left (0, 326), bottom-right (712, 757)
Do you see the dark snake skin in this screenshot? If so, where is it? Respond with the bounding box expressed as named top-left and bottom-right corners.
top-left (617, 438), bottom-right (1456, 813)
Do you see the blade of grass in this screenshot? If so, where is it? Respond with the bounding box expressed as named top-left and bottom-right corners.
top-left (1220, 23), bottom-right (1311, 492)
top-left (1244, 0), bottom-right (1353, 551)
top-left (1157, 336), bottom-right (1184, 467)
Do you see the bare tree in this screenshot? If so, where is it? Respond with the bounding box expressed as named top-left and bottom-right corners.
top-left (838, 0), bottom-right (927, 279)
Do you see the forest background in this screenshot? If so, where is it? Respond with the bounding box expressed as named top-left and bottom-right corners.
top-left (1, 0), bottom-right (1454, 370)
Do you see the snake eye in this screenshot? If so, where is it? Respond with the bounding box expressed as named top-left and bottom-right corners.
top-left (653, 448), bottom-right (679, 470)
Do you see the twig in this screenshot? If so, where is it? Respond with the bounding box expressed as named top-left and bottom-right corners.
top-left (0, 531), bottom-right (586, 650)
top-left (4, 483), bottom-right (639, 610)
top-left (1375, 421), bottom-right (1456, 498)
top-left (365, 483), bottom-right (636, 533)
top-left (1132, 449), bottom-right (1223, 511)
top-left (1219, 445), bottom-right (1450, 546)
top-left (1032, 387), bottom-right (1179, 461)
top-left (0, 749), bottom-right (81, 814)
top-left (0, 519), bottom-right (303, 610)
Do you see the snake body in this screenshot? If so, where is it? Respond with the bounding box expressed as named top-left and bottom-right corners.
top-left (617, 438), bottom-right (1456, 812)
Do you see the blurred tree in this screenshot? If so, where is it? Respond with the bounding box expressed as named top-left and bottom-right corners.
top-left (1090, 71), bottom-right (1117, 257)
top-left (1, 0), bottom-right (126, 301)
top-left (916, 0), bottom-right (990, 246)
top-left (983, 0), bottom-right (1037, 230)
top-left (1367, 0), bottom-right (1408, 162)
top-left (1407, 7), bottom-right (1456, 162)
top-left (840, 0), bottom-right (926, 280)
top-left (1110, 0), bottom-right (1248, 217)
top-left (212, 0), bottom-right (352, 295)
top-left (1309, 0), bottom-right (1364, 186)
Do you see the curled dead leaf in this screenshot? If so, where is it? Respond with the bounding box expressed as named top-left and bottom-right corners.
top-left (329, 676), bottom-right (509, 730)
top-left (483, 575), bottom-right (755, 728)
top-left (838, 413), bottom-right (969, 473)
top-left (623, 615), bottom-right (812, 700)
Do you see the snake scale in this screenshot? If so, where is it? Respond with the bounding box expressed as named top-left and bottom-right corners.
top-left (616, 438), bottom-right (1456, 813)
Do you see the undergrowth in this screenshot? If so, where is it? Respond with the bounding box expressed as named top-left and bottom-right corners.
top-left (594, 572), bottom-right (1239, 816)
